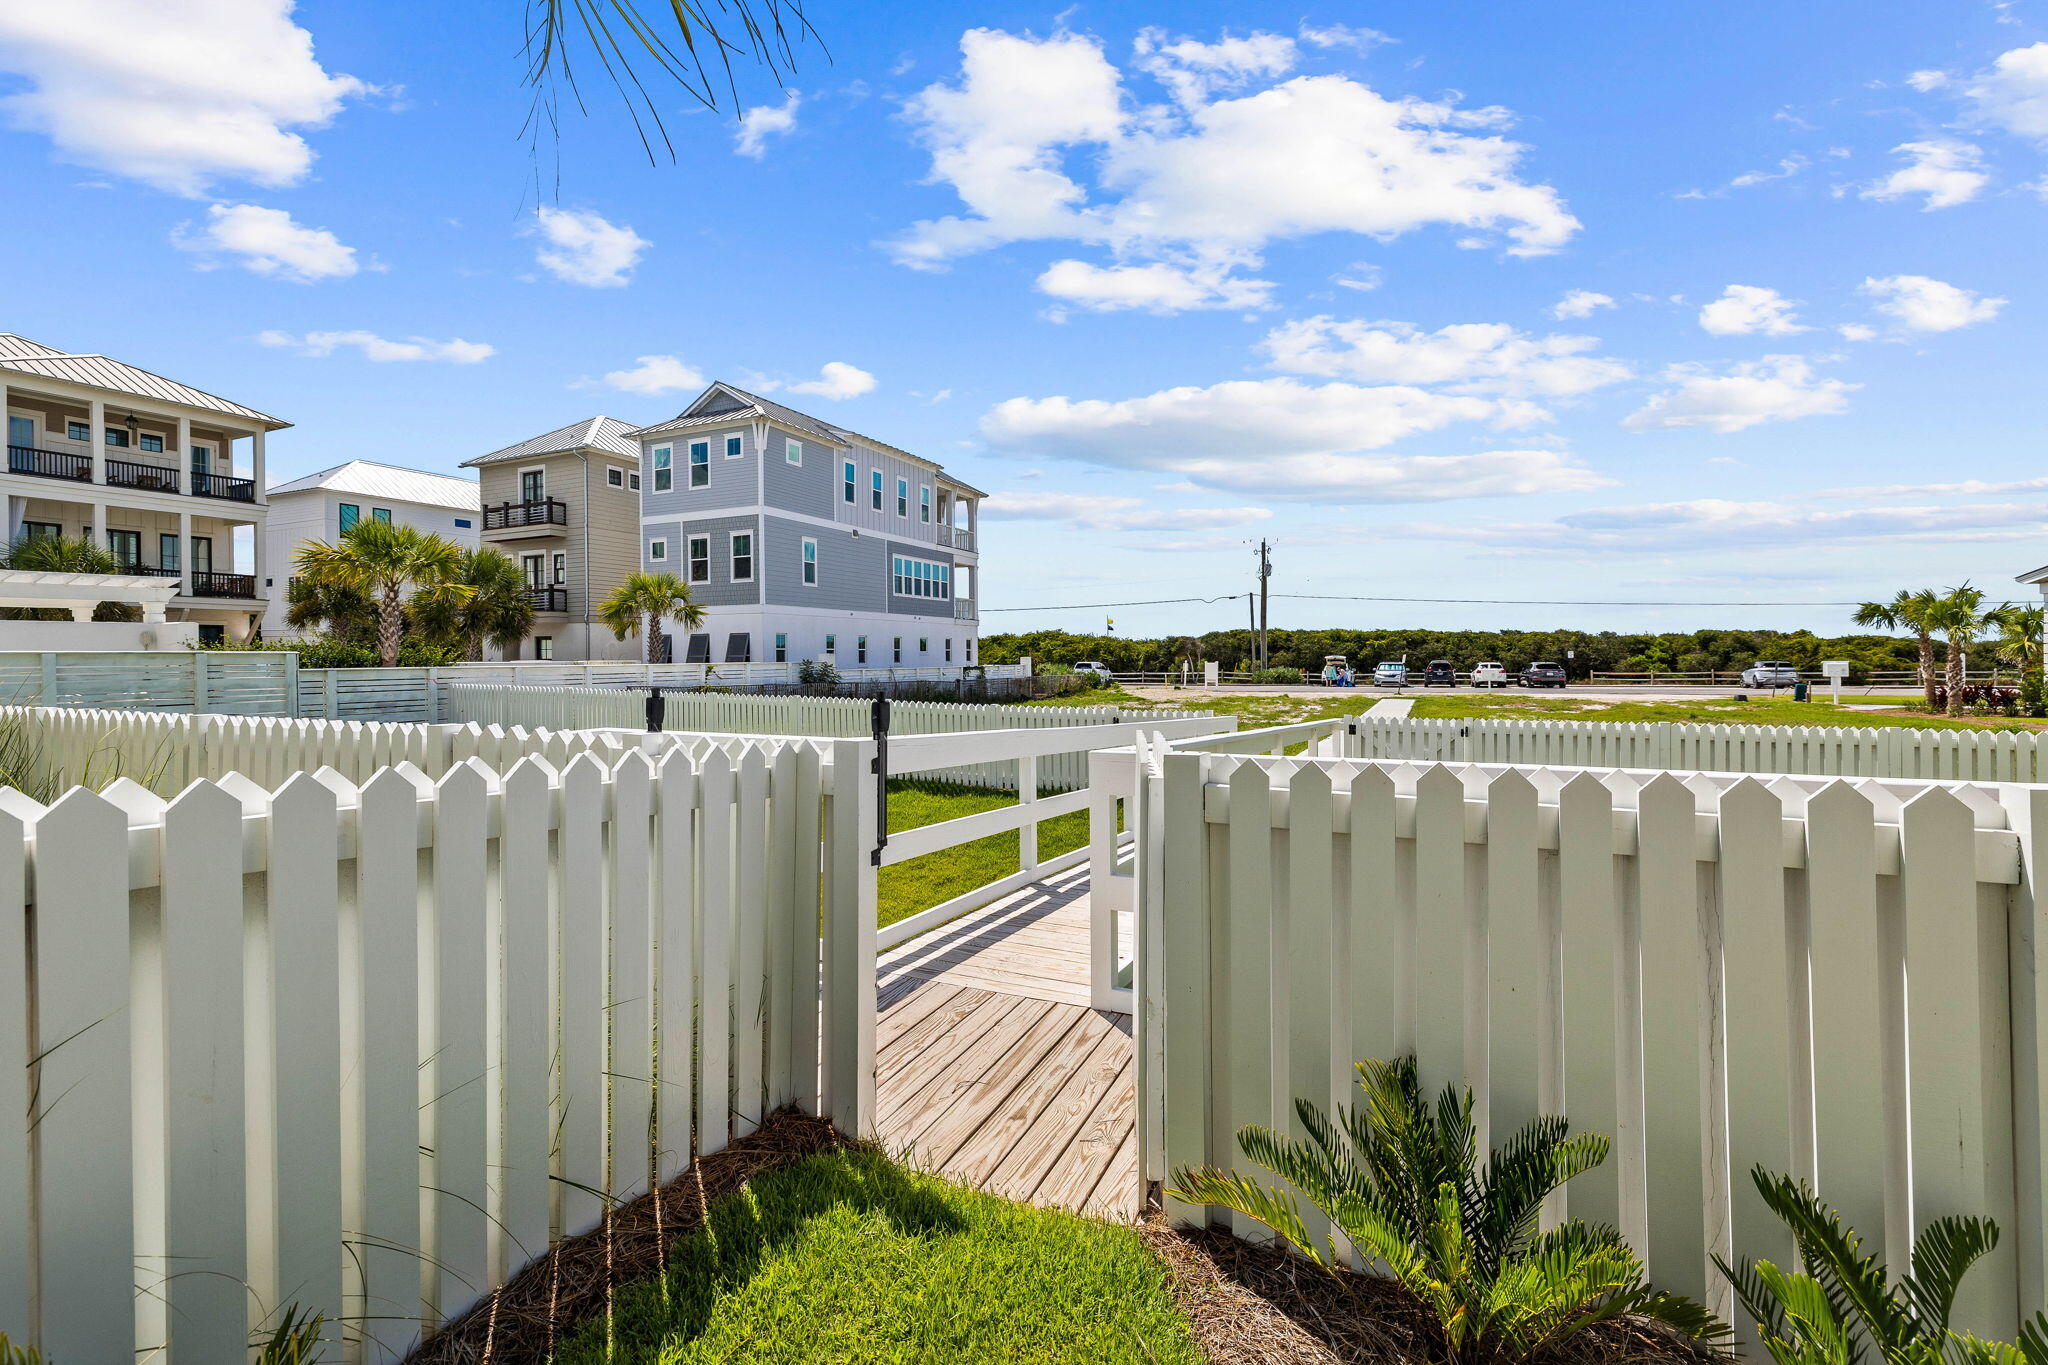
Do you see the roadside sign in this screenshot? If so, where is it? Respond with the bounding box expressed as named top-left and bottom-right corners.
top-left (1822, 660), bottom-right (1849, 701)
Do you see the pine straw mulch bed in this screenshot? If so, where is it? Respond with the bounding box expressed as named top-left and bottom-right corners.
top-left (404, 1109), bottom-right (848, 1365)
top-left (1140, 1218), bottom-right (1721, 1365)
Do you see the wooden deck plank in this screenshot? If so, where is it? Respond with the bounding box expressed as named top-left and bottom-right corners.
top-left (943, 1011), bottom-right (1118, 1187)
top-left (904, 1006), bottom-right (1089, 1169)
top-left (879, 995), bottom-right (1051, 1135)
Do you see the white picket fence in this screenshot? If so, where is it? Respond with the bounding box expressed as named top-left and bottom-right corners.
top-left (1350, 713), bottom-right (2048, 784)
top-left (1133, 750), bottom-right (2048, 1340)
top-left (430, 659), bottom-right (1029, 688)
top-left (0, 734), bottom-right (875, 1362)
top-left (442, 683), bottom-right (1190, 791)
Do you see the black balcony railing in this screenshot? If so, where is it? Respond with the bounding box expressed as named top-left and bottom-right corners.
top-left (104, 458), bottom-right (181, 493)
top-left (524, 586), bottom-right (569, 611)
top-left (114, 564), bottom-right (184, 579)
top-left (484, 498), bottom-right (568, 530)
top-left (186, 571), bottom-right (258, 599)
top-left (8, 444), bottom-right (92, 482)
top-left (191, 471), bottom-right (257, 502)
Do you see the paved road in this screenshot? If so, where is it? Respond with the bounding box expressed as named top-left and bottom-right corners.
top-left (1123, 683), bottom-right (1923, 704)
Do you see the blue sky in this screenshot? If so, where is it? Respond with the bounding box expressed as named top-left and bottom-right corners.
top-left (3, 0), bottom-right (2046, 638)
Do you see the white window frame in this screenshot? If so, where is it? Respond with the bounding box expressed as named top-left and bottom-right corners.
top-left (856, 636), bottom-right (868, 664)
top-left (919, 637), bottom-right (928, 654)
top-left (920, 485), bottom-right (932, 523)
top-left (518, 466), bottom-right (547, 502)
top-left (774, 632), bottom-right (788, 663)
top-left (842, 460), bottom-right (856, 503)
top-left (552, 551), bottom-right (567, 585)
top-left (729, 529), bottom-right (754, 582)
top-left (870, 469), bottom-right (883, 510)
top-left (65, 419), bottom-right (90, 442)
top-left (652, 445), bottom-right (673, 492)
top-left (944, 637), bottom-right (952, 662)
top-left (890, 554), bottom-right (952, 599)
top-left (893, 637), bottom-right (903, 664)
top-left (687, 535), bottom-right (710, 583)
top-left (648, 537), bottom-right (668, 562)
top-left (724, 432), bottom-right (744, 459)
top-left (801, 537), bottom-right (817, 586)
top-left (785, 436), bottom-right (802, 465)
top-left (689, 441), bottom-right (710, 487)
top-left (896, 477), bottom-right (909, 517)
top-left (824, 633), bottom-right (837, 656)
top-left (607, 466), bottom-right (625, 487)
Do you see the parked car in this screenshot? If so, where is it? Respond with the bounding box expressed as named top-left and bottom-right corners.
top-left (1320, 655), bottom-right (1354, 686)
top-left (1470, 661), bottom-right (1508, 688)
top-left (1741, 660), bottom-right (1800, 689)
top-left (1373, 661), bottom-right (1408, 687)
top-left (1519, 661), bottom-right (1567, 688)
top-left (1420, 660), bottom-right (1457, 687)
top-left (1072, 661), bottom-right (1114, 682)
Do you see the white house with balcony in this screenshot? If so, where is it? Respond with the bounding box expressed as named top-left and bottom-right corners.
top-left (2, 332), bottom-right (285, 642)
top-left (260, 460), bottom-right (480, 638)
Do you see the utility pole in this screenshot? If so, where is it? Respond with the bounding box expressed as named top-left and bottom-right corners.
top-left (1256, 539), bottom-right (1272, 670)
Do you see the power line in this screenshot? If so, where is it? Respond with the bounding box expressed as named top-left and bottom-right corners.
top-left (980, 590), bottom-right (1866, 612)
top-left (980, 593), bottom-right (1249, 612)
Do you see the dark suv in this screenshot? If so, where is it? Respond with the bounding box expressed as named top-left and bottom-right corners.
top-left (1519, 661), bottom-right (1567, 688)
top-left (1420, 659), bottom-right (1457, 687)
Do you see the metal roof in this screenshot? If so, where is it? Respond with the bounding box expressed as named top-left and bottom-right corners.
top-left (464, 415), bottom-right (639, 467)
top-left (0, 333), bottom-right (288, 428)
top-left (266, 459), bottom-right (480, 509)
top-left (625, 382), bottom-right (988, 496)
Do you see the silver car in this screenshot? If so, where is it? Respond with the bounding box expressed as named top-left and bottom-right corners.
top-left (1741, 660), bottom-right (1800, 688)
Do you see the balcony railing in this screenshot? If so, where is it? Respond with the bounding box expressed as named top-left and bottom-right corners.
top-left (104, 458), bottom-right (181, 494)
top-left (954, 598), bottom-right (977, 621)
top-left (943, 527), bottom-right (976, 552)
top-left (7, 445), bottom-right (92, 482)
top-left (484, 498), bottom-right (568, 531)
top-left (114, 564), bottom-right (184, 579)
top-left (524, 586), bottom-right (569, 612)
top-left (192, 471), bottom-right (257, 502)
top-left (186, 571), bottom-right (259, 599)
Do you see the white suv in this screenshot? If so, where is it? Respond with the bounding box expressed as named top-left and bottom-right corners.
top-left (1741, 661), bottom-right (1800, 688)
top-left (1072, 661), bottom-right (1114, 682)
top-left (1470, 662), bottom-right (1507, 688)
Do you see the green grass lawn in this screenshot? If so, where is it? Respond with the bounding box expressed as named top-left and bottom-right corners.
top-left (559, 1148), bottom-right (1201, 1364)
top-left (877, 780), bottom-right (1090, 928)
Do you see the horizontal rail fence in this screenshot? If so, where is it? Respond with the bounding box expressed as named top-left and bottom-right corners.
top-left (297, 667), bottom-right (438, 723)
top-left (1137, 752), bottom-right (2048, 1341)
top-left (428, 660), bottom-right (1030, 688)
top-left (0, 650), bottom-right (296, 714)
top-left (442, 683), bottom-right (1195, 791)
top-left (0, 736), bottom-right (875, 1362)
top-left (1349, 713), bottom-right (2048, 783)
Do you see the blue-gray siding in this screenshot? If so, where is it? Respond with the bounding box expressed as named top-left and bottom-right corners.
top-left (760, 514), bottom-right (885, 611)
top-left (884, 539), bottom-right (956, 618)
top-left (640, 423), bottom-right (755, 519)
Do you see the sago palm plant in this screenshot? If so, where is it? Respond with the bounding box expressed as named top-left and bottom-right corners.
top-left (1718, 1165), bottom-right (2048, 1365)
top-left (294, 521), bottom-right (471, 667)
top-left (1171, 1056), bottom-right (1724, 1365)
top-left (599, 571), bottom-right (705, 663)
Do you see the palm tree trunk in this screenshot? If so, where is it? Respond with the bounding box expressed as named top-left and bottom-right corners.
top-left (1946, 637), bottom-right (1965, 716)
top-left (644, 611), bottom-right (658, 664)
top-left (1919, 634), bottom-right (1937, 710)
top-left (379, 582), bottom-right (403, 668)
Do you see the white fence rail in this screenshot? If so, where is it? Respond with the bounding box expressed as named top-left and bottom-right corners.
top-left (1135, 752), bottom-right (2047, 1339)
top-left (1349, 713), bottom-right (2048, 784)
top-left (0, 736), bottom-right (874, 1362)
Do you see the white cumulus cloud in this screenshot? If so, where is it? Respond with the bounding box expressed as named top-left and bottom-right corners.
top-left (1964, 41), bottom-right (2048, 140)
top-left (1260, 317), bottom-right (1630, 398)
top-left (982, 490), bottom-right (1271, 530)
top-left (1859, 274), bottom-right (2005, 332)
top-left (532, 206), bottom-right (648, 287)
top-left (257, 330), bottom-right (492, 363)
top-left (1861, 139), bottom-right (1989, 209)
top-left (1036, 259), bottom-right (1274, 314)
top-left (1623, 356), bottom-right (1856, 434)
top-left (785, 361), bottom-right (878, 400)
top-left (1459, 498), bottom-right (2048, 552)
top-left (734, 89), bottom-right (800, 158)
top-left (594, 354), bottom-right (705, 395)
top-left (172, 202), bottom-right (359, 281)
top-left (1550, 289), bottom-right (1614, 320)
top-left (1697, 284), bottom-right (1807, 336)
top-left (0, 0), bottom-right (367, 195)
top-left (1169, 449), bottom-right (1613, 503)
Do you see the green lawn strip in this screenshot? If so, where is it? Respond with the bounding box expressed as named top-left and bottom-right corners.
top-left (877, 780), bottom-right (1089, 929)
top-left (1406, 694), bottom-right (2042, 731)
top-left (560, 1148), bottom-right (1202, 1365)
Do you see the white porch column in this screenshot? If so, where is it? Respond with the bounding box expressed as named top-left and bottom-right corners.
top-left (175, 415), bottom-right (191, 489)
top-left (88, 396), bottom-right (105, 484)
top-left (250, 427), bottom-right (266, 496)
top-left (967, 497), bottom-right (978, 545)
top-left (177, 508), bottom-right (192, 597)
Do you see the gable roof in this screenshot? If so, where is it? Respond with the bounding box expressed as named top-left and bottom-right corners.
top-left (0, 333), bottom-right (288, 428)
top-left (463, 415), bottom-right (639, 467)
top-left (266, 459), bottom-right (479, 509)
top-left (625, 382), bottom-right (988, 496)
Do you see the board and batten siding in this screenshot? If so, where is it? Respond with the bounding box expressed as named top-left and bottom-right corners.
top-left (644, 513), bottom-right (763, 607)
top-left (763, 430), bottom-right (836, 520)
top-left (637, 423), bottom-right (757, 519)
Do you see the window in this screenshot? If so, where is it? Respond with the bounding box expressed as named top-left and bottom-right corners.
top-left (372, 508), bottom-right (392, 524)
top-left (967, 638), bottom-right (976, 663)
top-left (893, 637), bottom-right (903, 664)
top-left (653, 446), bottom-right (673, 491)
top-left (945, 638), bottom-right (952, 662)
top-left (724, 433), bottom-right (743, 459)
top-left (649, 537), bottom-right (668, 562)
top-left (19, 521), bottom-right (60, 541)
top-left (190, 445), bottom-right (211, 476)
top-left (685, 633), bottom-right (711, 663)
top-left (824, 634), bottom-right (836, 656)
top-left (725, 632), bottom-right (752, 663)
top-left (687, 536), bottom-right (709, 582)
top-left (607, 466), bottom-right (624, 487)
top-left (842, 461), bottom-right (856, 503)
top-left (890, 555), bottom-right (951, 599)
top-left (896, 477), bottom-right (909, 517)
top-left (689, 442), bottom-right (710, 487)
top-left (870, 469), bottom-right (883, 510)
top-left (535, 637), bottom-right (554, 660)
top-left (857, 636), bottom-right (868, 664)
top-left (6, 415), bottom-right (29, 448)
top-left (629, 472), bottom-right (640, 491)
top-left (552, 552), bottom-right (566, 585)
top-left (920, 485), bottom-right (932, 523)
top-left (520, 469), bottom-right (544, 502)
top-left (140, 434), bottom-right (164, 453)
top-left (780, 435), bottom-right (801, 466)
top-left (338, 503), bottom-right (360, 532)
top-left (106, 528), bottom-right (141, 569)
top-left (66, 420), bottom-right (89, 441)
top-left (198, 624), bottom-right (225, 646)
top-left (730, 532), bottom-right (753, 582)
top-left (191, 536), bottom-right (212, 574)
top-left (919, 637), bottom-right (928, 654)
top-left (453, 517), bottom-right (473, 529)
top-left (774, 633), bottom-right (788, 663)
top-left (159, 534), bottom-right (179, 572)
top-left (801, 537), bottom-right (817, 585)
top-left (104, 427), bottom-right (130, 448)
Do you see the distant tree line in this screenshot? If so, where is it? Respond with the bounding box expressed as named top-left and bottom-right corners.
top-left (978, 627), bottom-right (1943, 679)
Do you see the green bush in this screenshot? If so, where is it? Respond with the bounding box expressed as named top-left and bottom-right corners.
top-left (188, 635), bottom-right (460, 668)
top-left (1249, 666), bottom-right (1305, 684)
top-left (796, 658), bottom-right (841, 687)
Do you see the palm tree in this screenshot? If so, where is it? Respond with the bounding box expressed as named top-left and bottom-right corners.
top-left (408, 549), bottom-right (537, 662)
top-left (1, 533), bottom-right (140, 622)
top-left (1925, 584), bottom-right (1988, 716)
top-left (283, 574), bottom-right (379, 645)
top-left (1986, 602), bottom-right (2045, 681)
top-left (1852, 588), bottom-right (1943, 710)
top-left (599, 572), bottom-right (704, 663)
top-left (294, 521), bottom-right (470, 667)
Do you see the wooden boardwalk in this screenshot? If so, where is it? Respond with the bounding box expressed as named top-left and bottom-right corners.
top-left (874, 867), bottom-right (1138, 1220)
